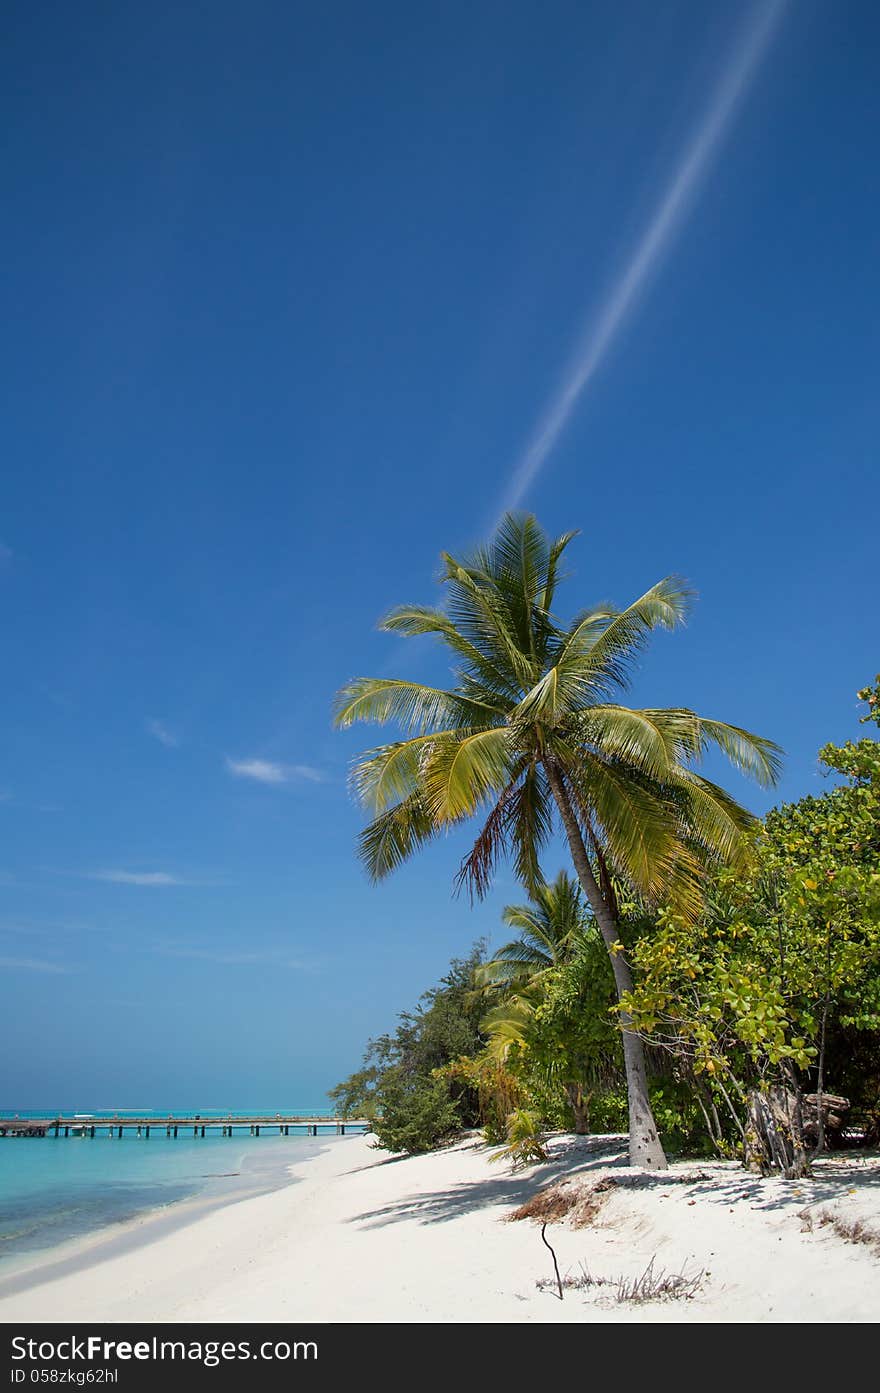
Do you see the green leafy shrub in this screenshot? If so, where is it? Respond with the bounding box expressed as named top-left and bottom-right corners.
top-left (648, 1079), bottom-right (716, 1157)
top-left (619, 678), bottom-right (880, 1157)
top-left (587, 1087), bottom-right (628, 1133)
top-left (490, 1109), bottom-right (549, 1168)
top-left (369, 1072), bottom-right (461, 1154)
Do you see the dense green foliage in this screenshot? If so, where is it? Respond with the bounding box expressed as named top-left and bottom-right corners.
top-left (466, 874), bottom-right (625, 1140)
top-left (332, 679), bottom-right (880, 1165)
top-left (328, 944), bottom-right (488, 1153)
top-left (481, 918), bottom-right (623, 1132)
top-left (621, 677), bottom-right (880, 1144)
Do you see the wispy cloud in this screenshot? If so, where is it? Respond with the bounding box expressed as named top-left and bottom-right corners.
top-left (501, 0), bottom-right (789, 513)
top-left (0, 543), bottom-right (12, 567)
top-left (0, 956), bottom-right (73, 974)
top-left (88, 870), bottom-right (182, 886)
top-left (225, 757), bottom-right (324, 786)
top-left (146, 718), bottom-right (178, 748)
top-left (59, 867), bottom-right (228, 888)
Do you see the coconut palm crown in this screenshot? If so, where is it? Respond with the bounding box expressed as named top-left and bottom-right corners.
top-left (334, 513), bottom-right (782, 1167)
top-left (475, 870), bottom-right (587, 995)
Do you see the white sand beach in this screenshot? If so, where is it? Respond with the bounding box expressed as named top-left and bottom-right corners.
top-left (2, 1133), bottom-right (879, 1324)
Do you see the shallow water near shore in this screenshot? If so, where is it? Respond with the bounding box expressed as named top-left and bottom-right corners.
top-left (0, 1114), bottom-right (342, 1265)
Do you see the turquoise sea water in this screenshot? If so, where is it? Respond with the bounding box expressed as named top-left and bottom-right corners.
top-left (0, 1109), bottom-right (347, 1263)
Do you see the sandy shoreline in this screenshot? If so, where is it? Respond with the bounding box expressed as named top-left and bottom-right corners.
top-left (0, 1137), bottom-right (333, 1301)
top-left (2, 1132), bottom-right (878, 1323)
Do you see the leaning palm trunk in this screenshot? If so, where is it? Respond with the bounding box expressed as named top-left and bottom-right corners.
top-left (546, 763), bottom-right (666, 1167)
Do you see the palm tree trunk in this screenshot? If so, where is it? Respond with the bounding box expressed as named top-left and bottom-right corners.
top-left (544, 762), bottom-right (668, 1170)
top-left (565, 1082), bottom-right (590, 1135)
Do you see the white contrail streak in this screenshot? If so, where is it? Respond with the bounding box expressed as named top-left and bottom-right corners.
top-left (501, 0), bottom-right (790, 515)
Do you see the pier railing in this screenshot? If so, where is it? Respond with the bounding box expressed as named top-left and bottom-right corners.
top-left (0, 1115), bottom-right (369, 1138)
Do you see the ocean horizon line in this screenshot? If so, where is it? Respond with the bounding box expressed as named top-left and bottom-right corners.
top-left (1, 1105), bottom-right (339, 1117)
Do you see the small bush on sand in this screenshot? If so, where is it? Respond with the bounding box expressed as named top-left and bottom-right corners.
top-left (490, 1109), bottom-right (548, 1168)
top-left (370, 1073), bottom-right (460, 1154)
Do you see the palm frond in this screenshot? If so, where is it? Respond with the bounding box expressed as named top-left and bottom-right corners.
top-left (497, 905), bottom-right (544, 940)
top-left (501, 870), bottom-right (585, 948)
top-left (474, 955), bottom-right (548, 992)
top-left (485, 513), bottom-right (550, 659)
top-left (666, 766), bottom-right (758, 869)
top-left (440, 556), bottom-right (538, 690)
top-left (481, 994), bottom-right (537, 1061)
top-left (350, 734), bottom-right (443, 812)
top-left (558, 576), bottom-right (694, 694)
top-left (422, 727), bottom-right (516, 823)
top-left (643, 710), bottom-right (783, 788)
top-left (566, 750), bottom-right (679, 902)
top-left (576, 705), bottom-right (678, 780)
top-left (333, 677), bottom-right (500, 732)
top-left (510, 664), bottom-right (566, 724)
top-left (455, 774), bottom-right (524, 902)
top-left (455, 762), bottom-right (551, 901)
top-left (652, 838), bottom-right (708, 923)
top-left (487, 936), bottom-right (553, 968)
top-left (540, 528), bottom-right (579, 612)
top-left (508, 764), bottom-right (554, 897)
top-left (357, 793), bottom-right (440, 882)
top-left (379, 605), bottom-right (520, 700)
top-left (477, 869), bottom-right (589, 999)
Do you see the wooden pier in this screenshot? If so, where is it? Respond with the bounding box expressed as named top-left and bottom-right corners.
top-left (0, 1115), bottom-right (369, 1138)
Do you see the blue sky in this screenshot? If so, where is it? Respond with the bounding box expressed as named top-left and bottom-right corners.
top-left (2, 1), bottom-right (877, 1107)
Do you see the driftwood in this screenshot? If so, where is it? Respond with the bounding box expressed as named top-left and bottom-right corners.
top-left (746, 1086), bottom-right (810, 1177)
top-left (800, 1093), bottom-right (850, 1147)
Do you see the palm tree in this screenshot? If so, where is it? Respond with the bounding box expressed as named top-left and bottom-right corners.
top-left (476, 870), bottom-right (585, 995)
top-left (479, 872), bottom-right (615, 1136)
top-left (333, 513), bottom-right (782, 1168)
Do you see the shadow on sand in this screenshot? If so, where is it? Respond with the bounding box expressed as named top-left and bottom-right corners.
top-left (345, 1133), bottom-right (880, 1230)
top-left (346, 1134), bottom-right (629, 1229)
